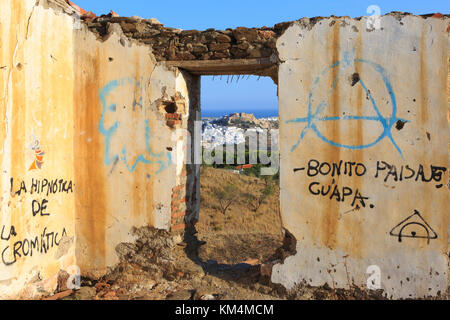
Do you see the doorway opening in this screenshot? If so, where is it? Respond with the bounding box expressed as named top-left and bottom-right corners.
top-left (165, 57), bottom-right (295, 297)
top-left (179, 69), bottom-right (285, 291)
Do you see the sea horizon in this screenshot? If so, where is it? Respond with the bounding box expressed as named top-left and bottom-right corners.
top-left (201, 109), bottom-right (278, 119)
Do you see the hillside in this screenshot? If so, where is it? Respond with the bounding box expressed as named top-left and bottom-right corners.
top-left (211, 112), bottom-right (278, 130)
top-left (196, 166), bottom-right (283, 265)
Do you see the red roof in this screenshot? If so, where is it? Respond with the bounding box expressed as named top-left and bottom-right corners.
top-left (66, 0), bottom-right (87, 15)
top-left (236, 164), bottom-right (253, 170)
top-left (66, 1), bottom-right (100, 21)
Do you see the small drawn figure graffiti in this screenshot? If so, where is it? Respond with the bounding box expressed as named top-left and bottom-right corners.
top-left (28, 135), bottom-right (45, 171)
top-left (389, 210), bottom-right (438, 244)
top-left (286, 54), bottom-right (409, 158)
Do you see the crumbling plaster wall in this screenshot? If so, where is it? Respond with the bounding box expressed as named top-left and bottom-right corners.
top-left (0, 0), bottom-right (196, 297)
top-left (273, 15), bottom-right (449, 299)
top-left (0, 0), bottom-right (77, 298)
top-left (0, 0), bottom-right (448, 300)
top-left (73, 22), bottom-right (194, 278)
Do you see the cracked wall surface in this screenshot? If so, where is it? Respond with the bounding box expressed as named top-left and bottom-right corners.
top-left (72, 21), bottom-right (192, 279)
top-left (0, 0), bottom-right (76, 298)
top-left (0, 0), bottom-right (197, 297)
top-left (0, 0), bottom-right (448, 299)
top-left (274, 14), bottom-right (449, 299)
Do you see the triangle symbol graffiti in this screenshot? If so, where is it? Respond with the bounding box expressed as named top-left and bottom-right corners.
top-left (389, 210), bottom-right (438, 244)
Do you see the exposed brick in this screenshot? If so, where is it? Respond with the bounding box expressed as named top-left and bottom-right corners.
top-left (171, 190), bottom-right (184, 199)
top-left (172, 184), bottom-right (186, 192)
top-left (171, 216), bottom-right (186, 225)
top-left (172, 223), bottom-right (186, 231)
top-left (166, 119), bottom-right (182, 128)
top-left (171, 198), bottom-right (185, 207)
top-left (171, 202), bottom-right (187, 213)
top-left (172, 196), bottom-right (184, 203)
top-left (165, 113), bottom-right (182, 120)
top-left (171, 187), bottom-right (186, 200)
top-left (172, 197), bottom-right (186, 205)
top-left (171, 203), bottom-right (187, 212)
top-left (171, 210), bottom-right (186, 218)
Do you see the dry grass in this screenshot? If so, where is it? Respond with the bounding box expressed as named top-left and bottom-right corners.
top-left (197, 166), bottom-right (283, 264)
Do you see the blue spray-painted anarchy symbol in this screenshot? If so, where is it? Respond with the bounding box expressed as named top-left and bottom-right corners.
top-left (286, 58), bottom-right (408, 157)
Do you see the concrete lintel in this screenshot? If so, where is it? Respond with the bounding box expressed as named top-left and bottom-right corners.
top-left (165, 58), bottom-right (276, 76)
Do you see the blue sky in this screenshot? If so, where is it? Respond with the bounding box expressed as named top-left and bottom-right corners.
top-left (73, 0), bottom-right (448, 116)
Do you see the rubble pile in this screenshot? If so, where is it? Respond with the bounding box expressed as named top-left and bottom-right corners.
top-left (113, 226), bottom-right (180, 281)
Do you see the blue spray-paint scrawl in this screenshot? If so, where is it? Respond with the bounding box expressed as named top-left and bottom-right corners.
top-left (99, 78), bottom-right (172, 174)
top-left (286, 58), bottom-right (409, 157)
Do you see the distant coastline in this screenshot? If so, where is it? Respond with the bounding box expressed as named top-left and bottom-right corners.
top-left (202, 109), bottom-right (278, 119)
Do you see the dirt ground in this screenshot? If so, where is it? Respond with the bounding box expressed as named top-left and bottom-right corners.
top-left (196, 166), bottom-right (283, 265)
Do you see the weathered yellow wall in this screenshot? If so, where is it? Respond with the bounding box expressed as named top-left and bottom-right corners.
top-left (274, 15), bottom-right (448, 299)
top-left (0, 0), bottom-right (193, 297)
top-left (0, 0), bottom-right (76, 298)
top-left (73, 23), bottom-right (191, 278)
top-left (1, 1), bottom-right (446, 301)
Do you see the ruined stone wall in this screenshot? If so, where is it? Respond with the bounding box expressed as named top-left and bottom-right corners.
top-left (274, 14), bottom-right (449, 299)
top-left (84, 16), bottom-right (284, 62)
top-left (0, 0), bottom-right (77, 298)
top-left (0, 0), bottom-right (198, 297)
top-left (0, 0), bottom-right (448, 300)
top-left (72, 22), bottom-right (195, 278)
